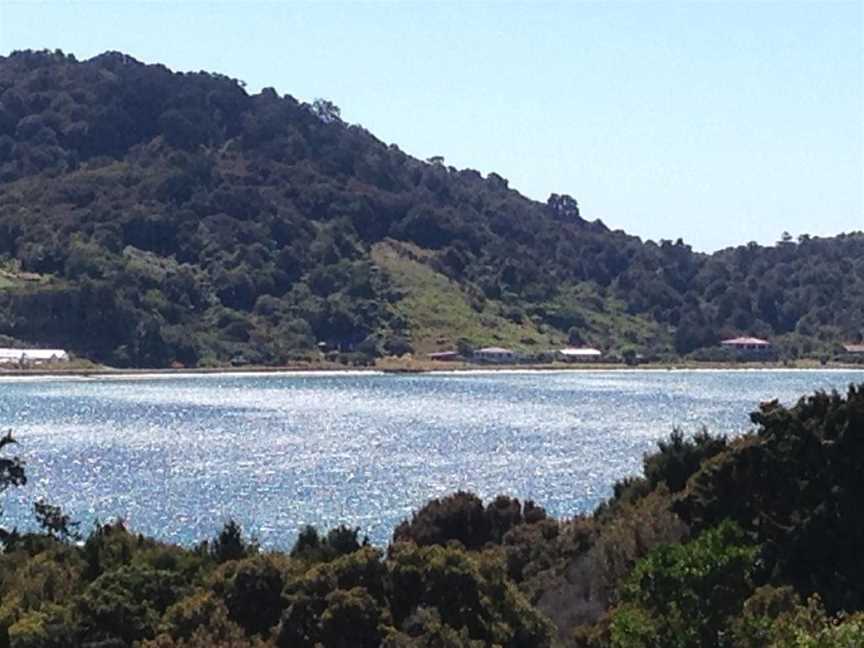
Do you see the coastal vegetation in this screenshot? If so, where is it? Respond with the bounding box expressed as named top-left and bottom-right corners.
top-left (0, 49), bottom-right (862, 368)
top-left (1, 383), bottom-right (863, 646)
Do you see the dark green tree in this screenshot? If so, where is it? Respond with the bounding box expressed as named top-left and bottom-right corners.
top-left (33, 499), bottom-right (81, 542)
top-left (0, 430), bottom-right (26, 538)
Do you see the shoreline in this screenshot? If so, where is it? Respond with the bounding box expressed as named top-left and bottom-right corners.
top-left (0, 359), bottom-right (861, 380)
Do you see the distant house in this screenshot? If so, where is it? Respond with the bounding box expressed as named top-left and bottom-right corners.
top-left (0, 348), bottom-right (69, 366)
top-left (558, 347), bottom-right (602, 362)
top-left (474, 347), bottom-right (518, 364)
top-left (720, 337), bottom-right (772, 358)
top-left (428, 351), bottom-right (461, 362)
top-left (842, 344), bottom-right (864, 356)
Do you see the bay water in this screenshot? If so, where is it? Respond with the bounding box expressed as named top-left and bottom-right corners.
top-left (1, 369), bottom-right (860, 546)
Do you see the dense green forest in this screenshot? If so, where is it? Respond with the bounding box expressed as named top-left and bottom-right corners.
top-left (0, 49), bottom-right (862, 367)
top-left (1, 384), bottom-right (863, 646)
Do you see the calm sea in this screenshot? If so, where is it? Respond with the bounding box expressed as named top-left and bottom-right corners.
top-left (0, 369), bottom-right (860, 547)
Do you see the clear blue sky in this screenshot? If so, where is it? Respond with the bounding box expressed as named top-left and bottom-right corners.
top-left (1, 1), bottom-right (861, 251)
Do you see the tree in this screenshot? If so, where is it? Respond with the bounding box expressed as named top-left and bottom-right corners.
top-left (218, 557), bottom-right (287, 636)
top-left (675, 385), bottom-right (864, 614)
top-left (77, 565), bottom-right (185, 645)
top-left (210, 520), bottom-right (257, 563)
top-left (318, 587), bottom-right (385, 648)
top-left (610, 521), bottom-right (757, 648)
top-left (392, 491), bottom-right (488, 549)
top-left (0, 430), bottom-right (26, 534)
top-left (33, 499), bottom-right (81, 542)
top-left (546, 193), bottom-right (581, 221)
top-left (456, 338), bottom-right (474, 358)
top-left (392, 492), bottom-right (541, 549)
top-left (311, 98), bottom-right (342, 124)
top-left (291, 524), bottom-right (367, 562)
top-left (383, 335), bottom-right (413, 357)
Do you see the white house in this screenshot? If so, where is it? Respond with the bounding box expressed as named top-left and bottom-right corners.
top-left (0, 348), bottom-right (69, 366)
top-left (473, 347), bottom-right (518, 364)
top-left (843, 344), bottom-right (864, 356)
top-left (558, 347), bottom-right (602, 362)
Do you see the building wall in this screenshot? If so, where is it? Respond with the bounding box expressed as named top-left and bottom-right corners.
top-left (475, 352), bottom-right (515, 363)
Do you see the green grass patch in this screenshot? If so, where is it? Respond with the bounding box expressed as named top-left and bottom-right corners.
top-left (372, 240), bottom-right (564, 354)
top-left (542, 284), bottom-right (672, 353)
top-left (0, 266), bottom-right (51, 290)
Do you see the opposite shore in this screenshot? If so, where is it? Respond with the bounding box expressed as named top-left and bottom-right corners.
top-left (1, 356), bottom-right (862, 379)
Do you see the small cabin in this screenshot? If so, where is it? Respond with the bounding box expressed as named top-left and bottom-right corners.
top-left (558, 347), bottom-right (602, 362)
top-left (473, 347), bottom-right (518, 364)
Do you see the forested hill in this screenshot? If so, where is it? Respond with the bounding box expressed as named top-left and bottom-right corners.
top-left (0, 50), bottom-right (861, 367)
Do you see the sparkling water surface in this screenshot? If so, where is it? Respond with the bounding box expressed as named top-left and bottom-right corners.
top-left (1, 369), bottom-right (861, 547)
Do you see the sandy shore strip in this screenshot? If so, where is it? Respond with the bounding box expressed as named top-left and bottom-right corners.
top-left (0, 361), bottom-right (861, 382)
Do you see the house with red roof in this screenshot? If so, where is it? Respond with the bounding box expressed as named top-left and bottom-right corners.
top-left (720, 337), bottom-right (773, 359)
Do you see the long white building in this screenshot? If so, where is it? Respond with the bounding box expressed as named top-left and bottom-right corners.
top-left (0, 348), bottom-right (69, 365)
top-left (558, 347), bottom-right (603, 362)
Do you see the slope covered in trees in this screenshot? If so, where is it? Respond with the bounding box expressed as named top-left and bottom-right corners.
top-left (0, 49), bottom-right (861, 367)
top-left (2, 384), bottom-right (863, 646)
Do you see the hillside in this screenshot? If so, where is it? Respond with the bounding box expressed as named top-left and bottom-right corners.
top-left (0, 49), bottom-right (862, 367)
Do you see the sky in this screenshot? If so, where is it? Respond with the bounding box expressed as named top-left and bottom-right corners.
top-left (1, 1), bottom-right (862, 252)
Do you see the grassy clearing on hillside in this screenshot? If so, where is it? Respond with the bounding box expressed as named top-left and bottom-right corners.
top-left (542, 284), bottom-right (669, 352)
top-left (372, 240), bottom-right (565, 354)
top-left (0, 263), bottom-right (50, 290)
top-left (372, 240), bottom-right (672, 356)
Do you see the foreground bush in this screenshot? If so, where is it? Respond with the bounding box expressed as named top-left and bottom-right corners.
top-left (676, 384), bottom-right (864, 613)
top-left (0, 522), bottom-right (554, 647)
top-left (609, 521), bottom-right (756, 648)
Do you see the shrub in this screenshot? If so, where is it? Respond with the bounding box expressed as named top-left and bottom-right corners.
top-left (388, 543), bottom-right (554, 647)
top-left (7, 605), bottom-right (72, 648)
top-left (290, 524), bottom-right (367, 563)
top-left (140, 590), bottom-right (262, 647)
top-left (76, 565), bottom-right (185, 644)
top-left (393, 492), bottom-right (543, 550)
top-left (609, 521), bottom-right (757, 648)
top-left (278, 547), bottom-right (389, 647)
top-left (319, 587), bottom-right (386, 648)
top-left (643, 428), bottom-right (727, 493)
top-left (210, 554), bottom-right (293, 636)
top-left (393, 492), bottom-right (488, 549)
top-left (382, 335), bottom-right (414, 357)
top-left (675, 386), bottom-right (864, 613)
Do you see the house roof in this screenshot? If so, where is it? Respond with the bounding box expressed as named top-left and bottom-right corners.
top-left (428, 351), bottom-right (460, 358)
top-left (720, 337), bottom-right (771, 346)
top-left (843, 344), bottom-right (864, 353)
top-left (476, 347), bottom-right (514, 354)
top-left (0, 348), bottom-right (68, 360)
top-left (559, 347), bottom-right (602, 356)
